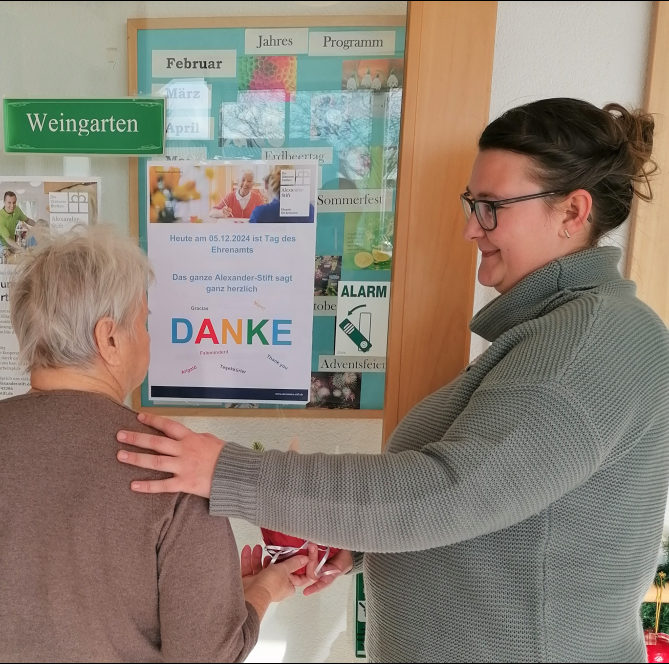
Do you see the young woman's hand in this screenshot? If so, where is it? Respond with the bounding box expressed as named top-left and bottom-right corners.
top-left (116, 413), bottom-right (223, 498)
top-left (303, 544), bottom-right (354, 596)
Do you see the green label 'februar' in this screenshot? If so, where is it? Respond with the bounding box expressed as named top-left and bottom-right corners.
top-left (3, 98), bottom-right (165, 155)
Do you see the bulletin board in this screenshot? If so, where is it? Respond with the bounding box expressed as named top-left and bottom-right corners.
top-left (128, 16), bottom-right (406, 416)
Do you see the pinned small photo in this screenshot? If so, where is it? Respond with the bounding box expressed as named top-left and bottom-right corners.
top-left (341, 59), bottom-right (404, 91)
top-left (307, 372), bottom-right (361, 409)
top-left (238, 55), bottom-right (297, 102)
top-left (310, 93), bottom-right (372, 146)
top-left (219, 90), bottom-right (285, 150)
top-left (0, 177), bottom-right (100, 263)
top-left (314, 255), bottom-right (342, 296)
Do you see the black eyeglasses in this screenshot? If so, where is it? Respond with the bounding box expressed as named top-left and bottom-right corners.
top-left (460, 190), bottom-right (563, 231)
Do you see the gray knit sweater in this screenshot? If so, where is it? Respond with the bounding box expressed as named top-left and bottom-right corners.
top-left (210, 246), bottom-right (669, 662)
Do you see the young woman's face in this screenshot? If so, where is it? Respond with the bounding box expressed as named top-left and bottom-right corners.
top-left (463, 149), bottom-right (573, 294)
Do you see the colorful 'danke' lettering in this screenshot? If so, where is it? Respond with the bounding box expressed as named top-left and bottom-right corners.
top-left (238, 56), bottom-right (297, 100)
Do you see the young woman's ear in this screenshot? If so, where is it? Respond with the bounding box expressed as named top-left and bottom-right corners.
top-left (562, 189), bottom-right (593, 237)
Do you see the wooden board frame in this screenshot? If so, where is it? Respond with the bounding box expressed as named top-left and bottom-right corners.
top-left (127, 14), bottom-right (405, 418)
top-left (382, 1), bottom-right (497, 444)
top-left (627, 1), bottom-right (669, 324)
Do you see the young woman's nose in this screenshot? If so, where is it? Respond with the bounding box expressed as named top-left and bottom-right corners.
top-left (462, 210), bottom-right (485, 242)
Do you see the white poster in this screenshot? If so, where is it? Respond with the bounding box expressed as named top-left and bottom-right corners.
top-left (0, 265), bottom-right (29, 399)
top-left (334, 280), bottom-right (390, 358)
top-left (146, 160), bottom-right (318, 404)
top-left (0, 177), bottom-right (100, 398)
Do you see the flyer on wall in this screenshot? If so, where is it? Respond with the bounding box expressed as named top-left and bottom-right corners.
top-left (146, 160), bottom-right (318, 404)
top-left (0, 176), bottom-right (101, 398)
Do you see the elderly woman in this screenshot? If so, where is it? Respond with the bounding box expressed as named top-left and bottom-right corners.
top-left (209, 168), bottom-right (264, 220)
top-left (0, 226), bottom-right (309, 663)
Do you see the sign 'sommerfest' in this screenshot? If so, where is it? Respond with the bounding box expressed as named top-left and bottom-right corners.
top-left (3, 98), bottom-right (165, 155)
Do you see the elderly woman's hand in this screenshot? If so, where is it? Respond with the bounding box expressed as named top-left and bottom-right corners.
top-left (117, 413), bottom-right (223, 498)
top-left (240, 544), bottom-right (312, 619)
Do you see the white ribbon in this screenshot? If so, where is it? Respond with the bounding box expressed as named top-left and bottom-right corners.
top-left (265, 541), bottom-right (332, 576)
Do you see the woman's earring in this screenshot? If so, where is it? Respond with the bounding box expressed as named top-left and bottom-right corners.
top-left (564, 229), bottom-right (571, 239)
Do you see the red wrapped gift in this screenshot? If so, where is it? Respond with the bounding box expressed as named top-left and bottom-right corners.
top-left (261, 528), bottom-right (340, 576)
top-left (646, 631), bottom-right (669, 663)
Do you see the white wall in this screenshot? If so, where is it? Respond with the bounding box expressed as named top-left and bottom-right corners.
top-left (0, 0), bottom-right (653, 663)
top-left (470, 0), bottom-right (653, 360)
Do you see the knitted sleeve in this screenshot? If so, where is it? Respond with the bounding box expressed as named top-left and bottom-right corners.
top-left (210, 381), bottom-right (605, 553)
top-left (351, 551), bottom-right (365, 574)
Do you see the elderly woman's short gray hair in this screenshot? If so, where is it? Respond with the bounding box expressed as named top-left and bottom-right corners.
top-left (10, 225), bottom-right (154, 371)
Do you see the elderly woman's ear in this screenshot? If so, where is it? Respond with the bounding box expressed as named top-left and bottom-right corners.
top-left (94, 317), bottom-right (123, 367)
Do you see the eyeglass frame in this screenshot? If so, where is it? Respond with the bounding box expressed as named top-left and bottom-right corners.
top-left (460, 190), bottom-right (565, 231)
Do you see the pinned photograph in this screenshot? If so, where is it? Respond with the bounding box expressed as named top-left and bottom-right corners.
top-left (310, 92), bottom-right (372, 146)
top-left (238, 55), bottom-right (297, 102)
top-left (0, 178), bottom-right (100, 265)
top-left (307, 372), bottom-right (361, 409)
top-left (219, 90), bottom-right (285, 150)
top-left (148, 161), bottom-right (317, 224)
top-left (314, 255), bottom-right (342, 296)
top-left (341, 59), bottom-right (404, 91)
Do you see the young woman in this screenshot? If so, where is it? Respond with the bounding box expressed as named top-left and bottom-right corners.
top-left (116, 98), bottom-right (669, 662)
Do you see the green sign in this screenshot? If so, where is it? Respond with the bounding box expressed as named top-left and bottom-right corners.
top-left (3, 98), bottom-right (165, 155)
top-left (355, 573), bottom-right (366, 658)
